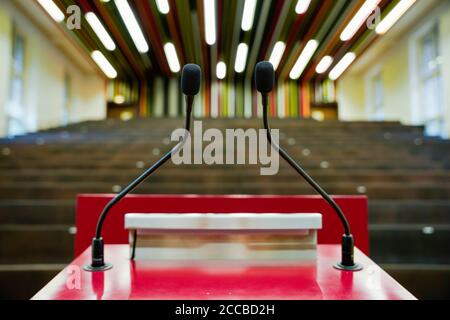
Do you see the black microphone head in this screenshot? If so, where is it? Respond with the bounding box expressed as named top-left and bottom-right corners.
top-left (255, 61), bottom-right (275, 93)
top-left (181, 64), bottom-right (201, 96)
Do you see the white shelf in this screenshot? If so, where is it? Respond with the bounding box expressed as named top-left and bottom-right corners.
top-left (125, 213), bottom-right (322, 231)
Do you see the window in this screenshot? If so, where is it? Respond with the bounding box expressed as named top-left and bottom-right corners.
top-left (62, 73), bottom-right (71, 126)
top-left (418, 25), bottom-right (445, 137)
top-left (366, 70), bottom-right (384, 121)
top-left (7, 29), bottom-right (26, 137)
top-left (370, 73), bottom-right (384, 120)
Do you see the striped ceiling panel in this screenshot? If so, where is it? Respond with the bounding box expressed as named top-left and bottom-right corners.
top-left (48, 0), bottom-right (409, 83)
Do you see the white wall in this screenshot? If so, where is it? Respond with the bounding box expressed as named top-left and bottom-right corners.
top-left (338, 1), bottom-right (450, 136)
top-left (0, 6), bottom-right (12, 137)
top-left (382, 40), bottom-right (412, 123)
top-left (0, 1), bottom-right (106, 137)
top-left (337, 75), bottom-right (366, 121)
top-left (441, 8), bottom-right (450, 137)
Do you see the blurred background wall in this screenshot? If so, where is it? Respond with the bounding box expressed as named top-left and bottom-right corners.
top-left (339, 1), bottom-right (450, 138)
top-left (0, 0), bottom-right (106, 138)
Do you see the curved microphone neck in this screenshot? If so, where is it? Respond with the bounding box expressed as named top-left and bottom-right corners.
top-left (84, 98), bottom-right (194, 272)
top-left (260, 93), bottom-right (362, 271)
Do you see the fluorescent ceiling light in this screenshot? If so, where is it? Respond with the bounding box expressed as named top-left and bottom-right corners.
top-left (295, 0), bottom-right (311, 14)
top-left (217, 61), bottom-right (227, 80)
top-left (155, 0), bottom-right (170, 14)
top-left (269, 41), bottom-right (286, 71)
top-left (289, 39), bottom-right (319, 80)
top-left (316, 56), bottom-right (334, 74)
top-left (235, 43), bottom-right (249, 73)
top-left (114, 0), bottom-right (149, 53)
top-left (36, 0), bottom-right (65, 22)
top-left (241, 0), bottom-right (257, 31)
top-left (340, 0), bottom-right (381, 41)
top-left (85, 12), bottom-right (116, 51)
top-left (163, 42), bottom-right (181, 73)
top-left (376, 0), bottom-right (416, 35)
top-left (204, 0), bottom-right (217, 45)
top-left (329, 52), bottom-right (356, 80)
top-left (91, 50), bottom-right (118, 79)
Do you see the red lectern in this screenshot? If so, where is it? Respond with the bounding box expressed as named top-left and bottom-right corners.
top-left (32, 195), bottom-right (416, 300)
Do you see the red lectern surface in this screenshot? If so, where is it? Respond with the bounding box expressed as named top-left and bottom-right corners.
top-left (33, 245), bottom-right (415, 300)
top-left (75, 195), bottom-right (369, 256)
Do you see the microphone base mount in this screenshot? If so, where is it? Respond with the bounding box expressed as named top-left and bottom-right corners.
top-left (83, 263), bottom-right (113, 272)
top-left (333, 262), bottom-right (363, 272)
top-left (83, 237), bottom-right (113, 272)
top-left (333, 234), bottom-right (363, 272)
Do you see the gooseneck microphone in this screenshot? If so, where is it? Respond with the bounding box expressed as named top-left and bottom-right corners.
top-left (84, 64), bottom-right (202, 272)
top-left (254, 61), bottom-right (362, 271)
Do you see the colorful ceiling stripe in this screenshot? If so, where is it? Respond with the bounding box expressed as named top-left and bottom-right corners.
top-left (41, 0), bottom-right (414, 80)
top-left (35, 0), bottom-right (418, 118)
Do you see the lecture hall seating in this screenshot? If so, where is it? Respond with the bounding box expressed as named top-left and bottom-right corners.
top-left (0, 118), bottom-right (449, 299)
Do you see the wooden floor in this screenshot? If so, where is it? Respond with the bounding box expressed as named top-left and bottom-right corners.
top-left (0, 118), bottom-right (449, 299)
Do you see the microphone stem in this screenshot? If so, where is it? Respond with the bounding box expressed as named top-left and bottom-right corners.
top-left (94, 98), bottom-right (193, 240)
top-left (261, 95), bottom-right (351, 236)
top-left (94, 153), bottom-right (172, 239)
